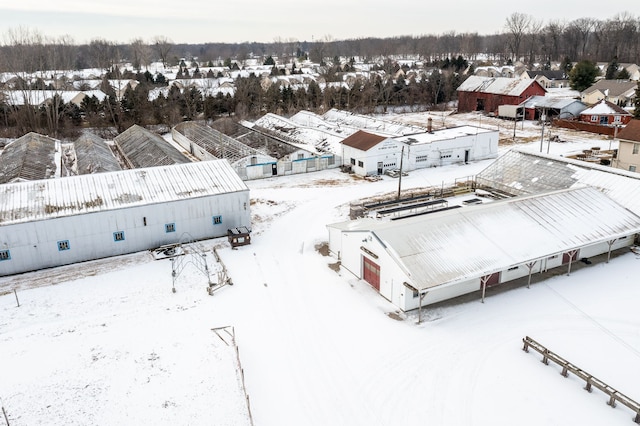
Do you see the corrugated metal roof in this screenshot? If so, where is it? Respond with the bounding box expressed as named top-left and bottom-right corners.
top-left (114, 125), bottom-right (190, 168)
top-left (74, 133), bottom-right (122, 174)
top-left (370, 187), bottom-right (640, 291)
top-left (520, 95), bottom-right (583, 109)
top-left (457, 76), bottom-right (545, 96)
top-left (0, 133), bottom-right (58, 183)
top-left (340, 130), bottom-right (388, 151)
top-left (0, 159), bottom-right (248, 226)
top-left (475, 148), bottom-right (640, 216)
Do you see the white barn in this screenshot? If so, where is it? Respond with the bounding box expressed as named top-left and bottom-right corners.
top-left (340, 126), bottom-right (499, 176)
top-left (0, 160), bottom-right (251, 276)
top-left (327, 187), bottom-right (640, 312)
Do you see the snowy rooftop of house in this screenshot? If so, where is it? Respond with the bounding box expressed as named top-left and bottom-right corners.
top-left (475, 148), bottom-right (640, 216)
top-left (172, 121), bottom-right (274, 165)
top-left (396, 125), bottom-right (497, 145)
top-left (342, 186), bottom-right (640, 292)
top-left (0, 160), bottom-right (248, 226)
top-left (457, 75), bottom-right (545, 96)
top-left (0, 133), bottom-right (59, 183)
top-left (580, 100), bottom-right (630, 116)
top-left (73, 133), bottom-right (122, 175)
top-left (114, 125), bottom-right (190, 168)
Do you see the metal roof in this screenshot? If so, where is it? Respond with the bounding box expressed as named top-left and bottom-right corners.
top-left (457, 76), bottom-right (545, 96)
top-left (519, 95), bottom-right (584, 110)
top-left (173, 121), bottom-right (274, 165)
top-left (369, 186), bottom-right (640, 291)
top-left (475, 148), bottom-right (640, 216)
top-left (0, 159), bottom-right (248, 226)
top-left (74, 133), bottom-right (122, 174)
top-left (0, 133), bottom-right (58, 183)
top-left (114, 125), bottom-right (190, 168)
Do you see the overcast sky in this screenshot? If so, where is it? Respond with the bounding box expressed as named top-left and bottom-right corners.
top-left (0, 2), bottom-right (636, 45)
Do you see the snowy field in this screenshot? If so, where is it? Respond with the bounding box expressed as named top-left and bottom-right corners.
top-left (2, 114), bottom-right (640, 425)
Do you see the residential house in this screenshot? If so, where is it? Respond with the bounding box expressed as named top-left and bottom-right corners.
top-left (520, 70), bottom-right (568, 88)
top-left (456, 76), bottom-right (546, 114)
top-left (581, 80), bottom-right (637, 107)
top-left (579, 100), bottom-right (633, 126)
top-left (615, 119), bottom-right (640, 173)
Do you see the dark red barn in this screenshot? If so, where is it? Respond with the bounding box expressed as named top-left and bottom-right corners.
top-left (456, 76), bottom-right (546, 114)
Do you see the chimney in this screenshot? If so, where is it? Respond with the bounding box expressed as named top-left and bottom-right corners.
top-left (427, 117), bottom-right (433, 133)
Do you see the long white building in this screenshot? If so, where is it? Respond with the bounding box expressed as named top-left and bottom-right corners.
top-left (0, 160), bottom-right (250, 276)
top-left (327, 187), bottom-right (640, 312)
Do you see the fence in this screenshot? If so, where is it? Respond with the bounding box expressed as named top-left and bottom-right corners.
top-left (522, 336), bottom-right (640, 423)
top-left (212, 326), bottom-right (254, 426)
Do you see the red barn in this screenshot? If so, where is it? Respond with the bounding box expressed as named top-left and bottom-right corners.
top-left (456, 76), bottom-right (546, 114)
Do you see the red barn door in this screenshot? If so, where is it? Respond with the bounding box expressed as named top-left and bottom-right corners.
top-left (363, 256), bottom-right (380, 291)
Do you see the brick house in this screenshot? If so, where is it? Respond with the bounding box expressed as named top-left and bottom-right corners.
top-left (579, 100), bottom-right (633, 126)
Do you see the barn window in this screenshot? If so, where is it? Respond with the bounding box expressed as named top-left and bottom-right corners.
top-left (165, 223), bottom-right (176, 233)
top-left (113, 231), bottom-right (125, 242)
top-left (213, 215), bottom-right (223, 225)
top-left (57, 240), bottom-right (70, 251)
top-left (0, 250), bottom-right (10, 261)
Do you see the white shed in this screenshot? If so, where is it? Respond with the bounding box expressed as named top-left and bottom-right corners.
top-left (0, 160), bottom-right (250, 276)
top-left (327, 187), bottom-right (640, 312)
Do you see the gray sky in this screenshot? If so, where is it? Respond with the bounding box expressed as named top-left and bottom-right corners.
top-left (0, 2), bottom-right (635, 44)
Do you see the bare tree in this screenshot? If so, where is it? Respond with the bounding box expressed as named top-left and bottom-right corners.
top-left (504, 12), bottom-right (533, 62)
top-left (130, 38), bottom-right (152, 71)
top-left (153, 36), bottom-right (173, 68)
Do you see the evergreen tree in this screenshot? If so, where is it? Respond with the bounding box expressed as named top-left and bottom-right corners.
top-left (264, 56), bottom-right (275, 66)
top-left (605, 57), bottom-right (619, 80)
top-left (569, 60), bottom-right (599, 91)
top-left (617, 68), bottom-right (631, 80)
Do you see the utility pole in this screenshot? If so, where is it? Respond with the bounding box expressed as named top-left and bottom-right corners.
top-left (539, 109), bottom-right (546, 153)
top-left (397, 145), bottom-right (405, 200)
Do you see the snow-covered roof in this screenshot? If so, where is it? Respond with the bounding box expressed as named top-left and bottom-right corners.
top-left (519, 95), bottom-right (584, 110)
top-left (396, 125), bottom-right (496, 145)
top-left (366, 186), bottom-right (640, 291)
top-left (0, 160), bottom-right (248, 226)
top-left (580, 100), bottom-right (631, 116)
top-left (475, 148), bottom-right (640, 216)
top-left (457, 76), bottom-right (545, 96)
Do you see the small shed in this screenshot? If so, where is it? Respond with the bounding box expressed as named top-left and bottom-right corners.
top-left (519, 96), bottom-right (587, 120)
top-left (227, 226), bottom-right (252, 247)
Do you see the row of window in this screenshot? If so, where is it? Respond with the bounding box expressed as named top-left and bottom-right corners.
top-left (0, 216), bottom-right (224, 260)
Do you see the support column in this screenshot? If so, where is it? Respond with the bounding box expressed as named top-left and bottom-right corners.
top-left (526, 261), bottom-right (537, 289)
top-left (606, 239), bottom-right (616, 263)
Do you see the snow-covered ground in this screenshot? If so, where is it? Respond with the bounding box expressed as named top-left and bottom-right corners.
top-left (1, 114), bottom-right (639, 426)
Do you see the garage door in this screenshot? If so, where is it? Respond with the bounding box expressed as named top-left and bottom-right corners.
top-left (363, 256), bottom-right (380, 291)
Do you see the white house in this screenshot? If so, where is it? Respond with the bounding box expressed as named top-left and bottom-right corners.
top-left (0, 160), bottom-right (251, 276)
top-left (327, 187), bottom-right (640, 312)
top-left (340, 126), bottom-right (499, 176)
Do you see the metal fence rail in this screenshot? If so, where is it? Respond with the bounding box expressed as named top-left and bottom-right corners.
top-left (522, 336), bottom-right (640, 423)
